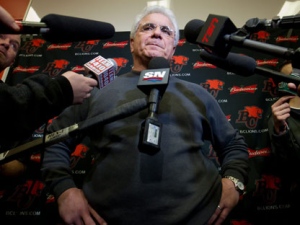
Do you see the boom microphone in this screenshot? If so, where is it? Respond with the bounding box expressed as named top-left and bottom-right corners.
top-left (244, 14), bottom-right (300, 32)
top-left (0, 98), bottom-right (148, 164)
top-left (184, 15), bottom-right (300, 67)
top-left (84, 56), bottom-right (118, 88)
top-left (0, 14), bottom-right (115, 43)
top-left (199, 50), bottom-right (300, 86)
top-left (199, 50), bottom-right (256, 76)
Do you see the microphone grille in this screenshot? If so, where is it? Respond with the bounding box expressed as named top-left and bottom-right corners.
top-left (184, 19), bottom-right (205, 44)
top-left (148, 57), bottom-right (170, 69)
top-left (108, 58), bottom-right (118, 72)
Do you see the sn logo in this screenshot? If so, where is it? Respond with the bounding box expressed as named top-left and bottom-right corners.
top-left (143, 71), bottom-right (166, 78)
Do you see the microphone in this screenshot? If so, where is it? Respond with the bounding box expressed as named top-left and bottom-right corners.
top-left (84, 56), bottom-right (118, 89)
top-left (0, 98), bottom-right (149, 164)
top-left (0, 14), bottom-right (115, 43)
top-left (137, 57), bottom-right (170, 153)
top-left (184, 15), bottom-right (238, 57)
top-left (199, 50), bottom-right (256, 76)
top-left (184, 15), bottom-right (300, 67)
top-left (199, 50), bottom-right (300, 86)
top-left (244, 14), bottom-right (300, 32)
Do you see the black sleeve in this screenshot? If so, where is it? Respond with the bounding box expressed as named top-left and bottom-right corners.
top-left (0, 74), bottom-right (73, 148)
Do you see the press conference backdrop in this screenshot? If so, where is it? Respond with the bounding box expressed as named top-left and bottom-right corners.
top-left (1, 28), bottom-right (299, 224)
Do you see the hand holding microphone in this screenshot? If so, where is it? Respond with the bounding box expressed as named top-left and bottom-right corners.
top-left (61, 71), bottom-right (97, 104)
top-left (64, 56), bottom-right (118, 104)
top-left (0, 6), bottom-right (20, 32)
top-left (84, 55), bottom-right (118, 89)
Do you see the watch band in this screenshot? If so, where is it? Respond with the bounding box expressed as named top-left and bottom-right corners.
top-left (224, 176), bottom-right (245, 195)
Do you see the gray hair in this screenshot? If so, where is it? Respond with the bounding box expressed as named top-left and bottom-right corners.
top-left (130, 5), bottom-right (179, 46)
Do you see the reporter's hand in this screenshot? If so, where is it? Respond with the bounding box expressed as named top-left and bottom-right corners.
top-left (271, 95), bottom-right (294, 134)
top-left (57, 188), bottom-right (107, 225)
top-left (62, 71), bottom-right (98, 104)
top-left (288, 83), bottom-right (300, 97)
top-left (0, 6), bottom-right (20, 31)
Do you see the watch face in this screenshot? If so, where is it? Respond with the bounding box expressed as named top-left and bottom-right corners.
top-left (237, 182), bottom-right (245, 191)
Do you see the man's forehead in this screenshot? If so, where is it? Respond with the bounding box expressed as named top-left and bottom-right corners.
top-left (141, 13), bottom-right (172, 24)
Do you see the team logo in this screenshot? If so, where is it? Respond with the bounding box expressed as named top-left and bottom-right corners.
top-left (236, 106), bottom-right (263, 129)
top-left (250, 31), bottom-right (270, 42)
top-left (171, 55), bottom-right (189, 73)
top-left (74, 40), bottom-right (100, 52)
top-left (201, 79), bottom-right (225, 98)
top-left (20, 38), bottom-right (46, 54)
top-left (42, 59), bottom-right (70, 77)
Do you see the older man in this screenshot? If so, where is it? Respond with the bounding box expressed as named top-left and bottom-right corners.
top-left (41, 5), bottom-right (249, 225)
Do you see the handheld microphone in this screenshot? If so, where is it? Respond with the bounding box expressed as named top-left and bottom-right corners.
top-left (184, 15), bottom-right (300, 68)
top-left (137, 57), bottom-right (170, 153)
top-left (199, 50), bottom-right (300, 86)
top-left (0, 14), bottom-right (115, 43)
top-left (84, 56), bottom-right (118, 89)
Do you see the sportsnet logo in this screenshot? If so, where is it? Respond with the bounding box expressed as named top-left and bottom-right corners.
top-left (142, 70), bottom-right (167, 82)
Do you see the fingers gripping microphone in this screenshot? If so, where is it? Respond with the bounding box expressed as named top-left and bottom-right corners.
top-left (137, 57), bottom-right (170, 154)
top-left (0, 14), bottom-right (115, 43)
top-left (84, 56), bottom-right (118, 88)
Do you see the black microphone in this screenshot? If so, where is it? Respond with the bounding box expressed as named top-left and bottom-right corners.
top-left (84, 56), bottom-right (118, 88)
top-left (184, 15), bottom-right (300, 68)
top-left (244, 14), bottom-right (300, 32)
top-left (0, 14), bottom-right (115, 43)
top-left (137, 57), bottom-right (170, 153)
top-left (199, 50), bottom-right (256, 76)
top-left (184, 15), bottom-right (237, 57)
top-left (199, 50), bottom-right (300, 86)
top-left (0, 98), bottom-right (148, 164)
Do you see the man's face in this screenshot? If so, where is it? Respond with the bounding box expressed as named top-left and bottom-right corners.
top-left (130, 13), bottom-right (176, 63)
top-left (0, 34), bottom-right (20, 71)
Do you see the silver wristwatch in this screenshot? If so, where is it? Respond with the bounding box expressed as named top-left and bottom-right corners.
top-left (224, 176), bottom-right (245, 195)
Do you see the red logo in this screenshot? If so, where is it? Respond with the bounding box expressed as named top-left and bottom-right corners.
top-left (70, 143), bottom-right (89, 168)
top-left (236, 106), bottom-right (263, 129)
top-left (201, 79), bottom-right (225, 98)
top-left (74, 40), bottom-right (100, 52)
top-left (103, 41), bottom-right (128, 49)
top-left (201, 17), bottom-right (218, 44)
top-left (171, 55), bottom-right (189, 73)
top-left (251, 31), bottom-right (270, 42)
top-left (230, 84), bottom-right (258, 95)
top-left (20, 38), bottom-right (46, 54)
top-left (42, 59), bottom-right (70, 77)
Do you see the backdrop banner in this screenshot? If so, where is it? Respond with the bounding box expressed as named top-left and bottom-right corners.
top-left (1, 28), bottom-right (300, 224)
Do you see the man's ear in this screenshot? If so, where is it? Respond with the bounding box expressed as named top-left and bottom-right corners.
top-left (130, 38), bottom-right (134, 53)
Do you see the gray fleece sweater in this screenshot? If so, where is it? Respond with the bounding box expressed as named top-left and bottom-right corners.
top-left (41, 71), bottom-right (249, 225)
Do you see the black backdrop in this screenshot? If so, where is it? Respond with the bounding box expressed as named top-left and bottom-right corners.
top-left (1, 28), bottom-right (300, 225)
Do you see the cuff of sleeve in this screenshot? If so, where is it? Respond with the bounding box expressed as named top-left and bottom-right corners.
top-left (52, 75), bottom-right (73, 106)
top-left (52, 178), bottom-right (77, 199)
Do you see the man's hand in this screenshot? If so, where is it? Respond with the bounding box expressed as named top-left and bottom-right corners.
top-left (57, 188), bottom-right (107, 225)
top-left (62, 71), bottom-right (98, 104)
